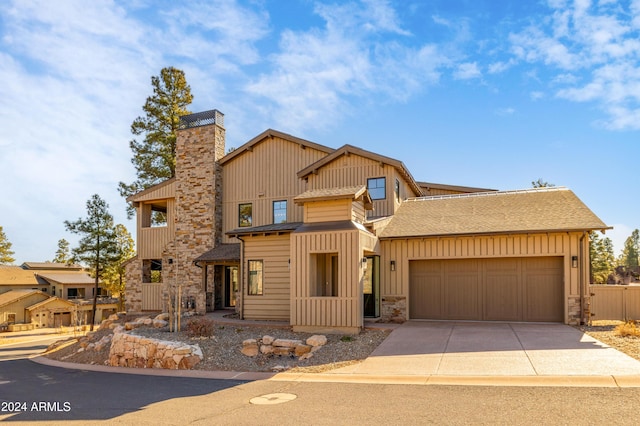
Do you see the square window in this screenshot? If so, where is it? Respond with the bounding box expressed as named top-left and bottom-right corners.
top-left (367, 177), bottom-right (386, 200)
top-left (273, 200), bottom-right (287, 224)
top-left (239, 203), bottom-right (252, 227)
top-left (248, 260), bottom-right (263, 295)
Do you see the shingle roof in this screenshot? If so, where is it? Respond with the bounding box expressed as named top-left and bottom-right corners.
top-left (379, 187), bottom-right (610, 239)
top-left (226, 222), bottom-right (303, 237)
top-left (36, 273), bottom-right (95, 285)
top-left (194, 244), bottom-right (241, 262)
top-left (0, 266), bottom-right (39, 285)
top-left (294, 185), bottom-right (372, 209)
top-left (0, 289), bottom-right (48, 308)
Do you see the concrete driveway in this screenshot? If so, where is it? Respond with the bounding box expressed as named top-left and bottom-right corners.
top-left (319, 321), bottom-right (640, 385)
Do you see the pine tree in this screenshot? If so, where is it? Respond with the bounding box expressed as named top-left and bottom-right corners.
top-left (64, 194), bottom-right (119, 330)
top-left (589, 232), bottom-right (615, 284)
top-left (621, 229), bottom-right (640, 269)
top-left (0, 226), bottom-right (15, 265)
top-left (118, 67), bottom-right (193, 218)
top-left (101, 224), bottom-right (135, 311)
top-left (52, 238), bottom-right (71, 264)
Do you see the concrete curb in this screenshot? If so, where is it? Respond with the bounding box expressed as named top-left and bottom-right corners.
top-left (30, 356), bottom-right (640, 388)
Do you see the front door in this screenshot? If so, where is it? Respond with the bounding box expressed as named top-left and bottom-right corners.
top-left (225, 266), bottom-right (239, 307)
top-left (363, 256), bottom-right (380, 317)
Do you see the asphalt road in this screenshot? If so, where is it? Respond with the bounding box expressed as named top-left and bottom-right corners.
top-left (1, 335), bottom-right (640, 425)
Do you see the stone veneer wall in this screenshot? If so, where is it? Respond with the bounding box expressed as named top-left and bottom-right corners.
top-left (124, 259), bottom-right (143, 313)
top-left (568, 295), bottom-right (583, 325)
top-left (163, 115), bottom-right (225, 315)
top-left (380, 296), bottom-right (406, 323)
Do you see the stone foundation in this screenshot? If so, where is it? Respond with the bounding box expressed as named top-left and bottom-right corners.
top-left (568, 295), bottom-right (583, 325)
top-left (380, 296), bottom-right (406, 323)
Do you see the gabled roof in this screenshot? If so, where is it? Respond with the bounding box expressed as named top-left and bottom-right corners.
top-left (220, 129), bottom-right (334, 165)
top-left (379, 187), bottom-right (610, 239)
top-left (297, 144), bottom-right (424, 197)
top-left (0, 290), bottom-right (49, 308)
top-left (126, 177), bottom-right (176, 203)
top-left (26, 296), bottom-right (75, 311)
top-left (294, 185), bottom-right (373, 209)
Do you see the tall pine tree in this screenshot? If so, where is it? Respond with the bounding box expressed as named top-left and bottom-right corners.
top-left (118, 67), bottom-right (193, 218)
top-left (64, 194), bottom-right (119, 330)
top-left (52, 238), bottom-right (71, 264)
top-left (101, 224), bottom-right (135, 311)
top-left (621, 229), bottom-right (640, 269)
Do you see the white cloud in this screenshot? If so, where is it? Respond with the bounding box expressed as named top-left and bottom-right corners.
top-left (530, 91), bottom-right (545, 100)
top-left (495, 107), bottom-right (516, 116)
top-left (506, 1), bottom-right (640, 130)
top-left (454, 62), bottom-right (481, 80)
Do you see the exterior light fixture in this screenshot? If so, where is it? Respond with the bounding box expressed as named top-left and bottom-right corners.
top-left (390, 260), bottom-right (396, 271)
top-left (571, 256), bottom-right (578, 268)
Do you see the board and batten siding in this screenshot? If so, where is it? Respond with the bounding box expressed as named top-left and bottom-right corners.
top-left (222, 137), bottom-right (329, 243)
top-left (303, 199), bottom-right (352, 223)
top-left (291, 227), bottom-right (378, 332)
top-left (306, 156), bottom-right (419, 218)
top-left (242, 234), bottom-right (291, 321)
top-left (137, 198), bottom-right (176, 259)
top-left (380, 232), bottom-right (589, 322)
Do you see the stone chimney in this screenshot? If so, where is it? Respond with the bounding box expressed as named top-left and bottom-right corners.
top-left (168, 109), bottom-right (225, 313)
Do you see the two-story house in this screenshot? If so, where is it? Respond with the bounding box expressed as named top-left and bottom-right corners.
top-left (124, 109), bottom-right (609, 333)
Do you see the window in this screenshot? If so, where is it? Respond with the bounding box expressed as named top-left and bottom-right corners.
top-left (367, 177), bottom-right (386, 200)
top-left (395, 179), bottom-right (401, 203)
top-left (248, 260), bottom-right (263, 295)
top-left (143, 259), bottom-right (162, 283)
top-left (310, 253), bottom-right (338, 297)
top-left (239, 203), bottom-right (252, 227)
top-left (67, 288), bottom-right (85, 299)
top-left (273, 200), bottom-right (287, 224)
top-left (141, 201), bottom-right (168, 228)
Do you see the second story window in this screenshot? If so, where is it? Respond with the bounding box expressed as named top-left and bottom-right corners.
top-left (239, 203), bottom-right (252, 227)
top-left (395, 179), bottom-right (401, 203)
top-left (367, 177), bottom-right (386, 200)
top-left (273, 200), bottom-right (287, 224)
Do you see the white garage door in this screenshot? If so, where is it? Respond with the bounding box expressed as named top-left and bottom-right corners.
top-left (409, 257), bottom-right (564, 322)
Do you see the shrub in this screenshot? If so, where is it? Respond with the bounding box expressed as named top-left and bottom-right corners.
top-left (184, 317), bottom-right (215, 338)
top-left (340, 335), bottom-right (354, 342)
top-left (614, 320), bottom-right (640, 338)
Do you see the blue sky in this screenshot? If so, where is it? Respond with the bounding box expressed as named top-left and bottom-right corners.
top-left (1, 0), bottom-right (639, 264)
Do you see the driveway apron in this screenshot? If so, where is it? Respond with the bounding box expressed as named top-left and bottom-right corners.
top-left (332, 321), bottom-right (640, 377)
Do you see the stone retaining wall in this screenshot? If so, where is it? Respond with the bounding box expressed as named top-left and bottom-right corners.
top-left (108, 327), bottom-right (203, 370)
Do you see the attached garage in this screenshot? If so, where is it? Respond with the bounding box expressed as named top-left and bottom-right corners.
top-left (379, 188), bottom-right (611, 325)
top-left (409, 257), bottom-right (564, 322)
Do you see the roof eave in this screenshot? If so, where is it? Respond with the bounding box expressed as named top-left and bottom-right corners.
top-left (380, 227), bottom-right (613, 240)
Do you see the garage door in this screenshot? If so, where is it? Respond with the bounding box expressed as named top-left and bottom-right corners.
top-left (409, 257), bottom-right (564, 322)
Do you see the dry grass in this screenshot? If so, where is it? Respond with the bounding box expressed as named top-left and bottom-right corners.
top-left (614, 320), bottom-right (640, 338)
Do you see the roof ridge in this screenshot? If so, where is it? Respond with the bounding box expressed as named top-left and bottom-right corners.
top-left (406, 186), bottom-right (568, 202)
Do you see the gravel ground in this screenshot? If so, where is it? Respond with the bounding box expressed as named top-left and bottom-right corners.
top-left (43, 318), bottom-right (640, 373)
top-left (575, 320), bottom-right (640, 361)
top-left (43, 319), bottom-right (390, 373)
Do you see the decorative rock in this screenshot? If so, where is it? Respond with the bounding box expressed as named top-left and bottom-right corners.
top-left (241, 345), bottom-right (259, 357)
top-left (299, 352), bottom-right (314, 361)
top-left (271, 365), bottom-right (288, 372)
top-left (262, 335), bottom-right (275, 345)
top-left (273, 339), bottom-right (302, 348)
top-left (155, 313), bottom-right (169, 321)
top-left (108, 313), bottom-right (119, 321)
top-left (306, 335), bottom-right (327, 347)
top-left (260, 345), bottom-right (274, 355)
top-left (153, 319), bottom-right (168, 328)
top-left (108, 331), bottom-right (203, 370)
top-left (294, 344), bottom-right (312, 357)
top-left (273, 347), bottom-right (293, 356)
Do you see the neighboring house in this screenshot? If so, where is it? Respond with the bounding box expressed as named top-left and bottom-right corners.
top-left (124, 109), bottom-right (609, 333)
top-left (0, 290), bottom-right (50, 325)
top-left (0, 263), bottom-right (117, 328)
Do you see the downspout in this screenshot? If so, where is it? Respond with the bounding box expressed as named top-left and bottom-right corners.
top-left (235, 235), bottom-right (245, 320)
top-left (579, 231), bottom-right (587, 325)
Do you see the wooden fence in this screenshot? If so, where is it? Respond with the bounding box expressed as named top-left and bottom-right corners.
top-left (589, 284), bottom-right (640, 321)
top-left (141, 283), bottom-right (163, 311)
